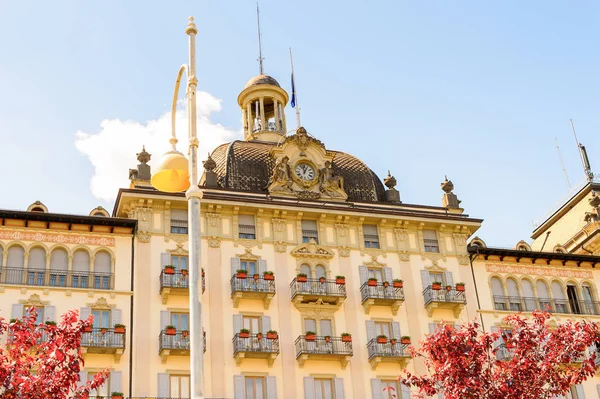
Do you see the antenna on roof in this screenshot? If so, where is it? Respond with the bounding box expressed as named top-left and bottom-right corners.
top-left (570, 119), bottom-right (594, 182)
top-left (256, 3), bottom-right (265, 75)
top-left (555, 137), bottom-right (571, 188)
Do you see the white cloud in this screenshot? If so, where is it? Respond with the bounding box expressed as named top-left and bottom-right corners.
top-left (74, 91), bottom-right (241, 202)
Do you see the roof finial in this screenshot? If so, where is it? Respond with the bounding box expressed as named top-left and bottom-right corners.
top-left (256, 3), bottom-right (265, 75)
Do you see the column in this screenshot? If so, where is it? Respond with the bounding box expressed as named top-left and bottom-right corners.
top-left (242, 108), bottom-right (247, 136)
top-left (273, 98), bottom-right (280, 132)
top-left (246, 103), bottom-right (252, 135)
top-left (280, 103), bottom-right (287, 132)
top-left (259, 97), bottom-right (265, 131)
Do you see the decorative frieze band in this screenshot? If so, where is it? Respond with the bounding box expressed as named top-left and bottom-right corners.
top-left (486, 264), bottom-right (593, 279)
top-left (0, 230), bottom-right (115, 246)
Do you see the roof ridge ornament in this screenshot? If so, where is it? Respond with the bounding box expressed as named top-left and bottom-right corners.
top-left (384, 171), bottom-right (401, 203)
top-left (441, 176), bottom-right (463, 213)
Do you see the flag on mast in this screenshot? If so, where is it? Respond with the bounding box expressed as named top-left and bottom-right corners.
top-left (291, 72), bottom-right (296, 108)
top-left (289, 47), bottom-right (301, 128)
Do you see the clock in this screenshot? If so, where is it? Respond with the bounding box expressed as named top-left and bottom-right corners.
top-left (295, 163), bottom-right (315, 181)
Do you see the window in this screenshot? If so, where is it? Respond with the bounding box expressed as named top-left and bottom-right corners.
top-left (381, 380), bottom-right (400, 399)
top-left (243, 316), bottom-right (262, 333)
top-left (27, 247), bottom-right (45, 285)
top-left (551, 281), bottom-right (567, 313)
top-left (72, 250), bottom-right (90, 288)
top-left (363, 224), bottom-right (379, 248)
top-left (240, 260), bottom-right (258, 275)
top-left (567, 285), bottom-right (581, 314)
top-left (50, 248), bottom-right (68, 287)
top-left (245, 376), bottom-right (266, 399)
top-left (23, 306), bottom-right (44, 324)
top-left (368, 268), bottom-right (384, 282)
top-left (302, 220), bottom-right (319, 243)
top-left (94, 251), bottom-right (111, 289)
top-left (536, 280), bottom-right (551, 311)
top-left (374, 321), bottom-right (391, 338)
top-left (92, 309), bottom-right (110, 328)
top-left (88, 373), bottom-right (110, 397)
top-left (304, 318), bottom-right (332, 336)
top-left (170, 209), bottom-right (188, 234)
top-left (171, 313), bottom-right (189, 331)
top-left (491, 277), bottom-right (506, 310)
top-left (171, 255), bottom-right (189, 271)
top-left (565, 385), bottom-right (584, 399)
top-left (506, 279), bottom-right (521, 311)
top-left (6, 246), bottom-right (25, 284)
top-left (429, 272), bottom-right (444, 285)
top-left (314, 378), bottom-right (335, 399)
top-left (315, 265), bottom-right (326, 279)
top-left (239, 215), bottom-right (256, 239)
top-left (170, 374), bottom-right (190, 398)
top-left (423, 230), bottom-right (439, 253)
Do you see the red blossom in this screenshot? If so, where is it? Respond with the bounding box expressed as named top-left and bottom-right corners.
top-left (402, 311), bottom-right (598, 399)
top-left (0, 307), bottom-right (108, 399)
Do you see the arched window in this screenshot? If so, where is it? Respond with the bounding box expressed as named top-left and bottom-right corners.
top-left (491, 277), bottom-right (505, 310)
top-left (94, 251), bottom-right (112, 289)
top-left (506, 279), bottom-right (521, 311)
top-left (72, 250), bottom-right (90, 288)
top-left (315, 265), bottom-right (326, 279)
top-left (7, 246), bottom-right (25, 284)
top-left (535, 280), bottom-right (551, 311)
top-left (50, 249), bottom-right (68, 287)
top-left (521, 279), bottom-right (535, 311)
top-left (27, 247), bottom-right (46, 286)
top-left (581, 283), bottom-right (595, 314)
top-left (300, 264), bottom-right (311, 276)
top-left (551, 281), bottom-right (566, 313)
top-left (28, 247), bottom-right (46, 270)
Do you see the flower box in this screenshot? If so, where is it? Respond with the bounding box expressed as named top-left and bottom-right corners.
top-left (113, 324), bottom-right (125, 334)
top-left (101, 328), bottom-right (107, 335)
top-left (456, 283), bottom-right (465, 292)
top-left (390, 339), bottom-right (397, 345)
top-left (164, 265), bottom-right (175, 275)
top-left (393, 280), bottom-right (403, 288)
top-left (305, 332), bottom-right (316, 341)
top-left (182, 330), bottom-right (189, 337)
top-left (165, 326), bottom-right (176, 336)
top-left (341, 334), bottom-right (352, 342)
top-left (431, 282), bottom-right (442, 290)
top-left (368, 278), bottom-right (378, 287)
top-left (181, 269), bottom-right (188, 277)
top-left (111, 393), bottom-right (124, 399)
top-left (239, 329), bottom-right (250, 338)
top-left (383, 281), bottom-right (390, 288)
top-left (256, 333), bottom-right (263, 340)
top-left (267, 331), bottom-right (278, 339)
top-left (319, 277), bottom-right (326, 284)
top-left (401, 336), bottom-right (411, 345)
top-left (324, 335), bottom-right (331, 343)
top-left (264, 272), bottom-right (274, 281)
top-left (236, 270), bottom-right (248, 279)
top-left (253, 273), bottom-right (260, 281)
top-left (335, 276), bottom-right (346, 284)
top-left (84, 325), bottom-right (93, 333)
top-left (377, 336), bottom-right (388, 344)
top-left (297, 274), bottom-right (308, 283)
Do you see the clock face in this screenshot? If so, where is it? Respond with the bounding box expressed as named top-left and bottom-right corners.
top-left (295, 163), bottom-right (315, 181)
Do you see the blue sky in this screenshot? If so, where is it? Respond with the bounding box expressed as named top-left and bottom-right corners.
top-left (1, 1), bottom-right (599, 247)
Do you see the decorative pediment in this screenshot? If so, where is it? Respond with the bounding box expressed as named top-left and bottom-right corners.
top-left (87, 297), bottom-right (115, 309)
top-left (20, 294), bottom-right (48, 307)
top-left (237, 247), bottom-right (260, 260)
top-left (424, 263), bottom-right (447, 272)
top-left (290, 240), bottom-right (335, 259)
top-left (363, 255), bottom-right (385, 268)
top-left (168, 243), bottom-right (189, 256)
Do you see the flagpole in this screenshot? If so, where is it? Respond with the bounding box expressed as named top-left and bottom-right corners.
top-left (289, 47), bottom-right (301, 128)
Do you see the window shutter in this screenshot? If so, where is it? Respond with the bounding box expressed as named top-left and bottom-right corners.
top-left (45, 306), bottom-right (55, 322)
top-left (80, 307), bottom-right (91, 322)
top-left (392, 322), bottom-right (401, 340)
top-left (363, 224), bottom-right (378, 236)
top-left (78, 371), bottom-right (87, 387)
top-left (261, 315), bottom-right (271, 333)
top-left (160, 311), bottom-right (170, 330)
top-left (111, 371), bottom-right (122, 394)
top-left (11, 304), bottom-right (23, 320)
top-left (359, 266), bottom-right (368, 285)
top-left (231, 257), bottom-right (241, 276)
top-left (157, 373), bottom-right (169, 397)
top-left (160, 253), bottom-right (170, 267)
top-left (370, 378), bottom-right (383, 399)
top-left (239, 214), bottom-right (255, 226)
top-left (384, 267), bottom-right (393, 283)
top-left (111, 309), bottom-right (122, 326)
top-left (423, 230), bottom-right (437, 240)
top-left (575, 384), bottom-right (585, 398)
top-left (597, 385), bottom-right (600, 397)
top-left (234, 375), bottom-right (246, 399)
top-left (233, 314), bottom-right (242, 335)
top-left (266, 376), bottom-right (277, 399)
top-left (443, 271), bottom-right (454, 287)
top-left (420, 270), bottom-right (430, 290)
top-left (401, 383), bottom-right (412, 398)
top-left (171, 209), bottom-right (187, 220)
top-left (428, 323), bottom-right (436, 334)
top-left (334, 378), bottom-right (345, 399)
top-left (303, 377), bottom-right (315, 399)
top-left (258, 259), bottom-right (267, 274)
top-left (366, 320), bottom-right (376, 341)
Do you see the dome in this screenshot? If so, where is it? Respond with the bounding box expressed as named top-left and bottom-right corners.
top-left (208, 141), bottom-right (386, 203)
top-left (244, 74), bottom-right (281, 89)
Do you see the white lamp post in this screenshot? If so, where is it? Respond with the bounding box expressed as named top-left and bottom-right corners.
top-left (150, 16), bottom-right (204, 399)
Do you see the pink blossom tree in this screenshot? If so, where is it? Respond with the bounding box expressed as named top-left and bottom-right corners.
top-left (403, 311), bottom-right (598, 399)
top-left (0, 307), bottom-right (108, 399)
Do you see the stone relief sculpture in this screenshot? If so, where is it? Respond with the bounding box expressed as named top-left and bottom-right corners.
top-left (319, 161), bottom-right (345, 197)
top-left (267, 156), bottom-right (293, 193)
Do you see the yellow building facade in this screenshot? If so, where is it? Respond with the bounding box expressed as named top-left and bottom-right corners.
top-left (1, 73), bottom-right (600, 399)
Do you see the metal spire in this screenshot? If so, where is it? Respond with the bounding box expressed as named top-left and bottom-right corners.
top-left (256, 3), bottom-right (264, 75)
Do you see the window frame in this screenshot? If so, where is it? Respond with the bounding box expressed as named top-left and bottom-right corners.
top-left (244, 376), bottom-right (266, 399)
top-left (301, 220), bottom-right (319, 244)
top-left (169, 374), bottom-right (190, 398)
top-left (423, 229), bottom-right (440, 253)
top-left (238, 215), bottom-right (256, 240)
top-left (363, 224), bottom-right (380, 249)
top-left (314, 378), bottom-right (335, 399)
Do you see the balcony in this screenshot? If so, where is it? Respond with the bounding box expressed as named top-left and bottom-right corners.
top-left (230, 275), bottom-right (275, 309)
top-left (360, 282), bottom-right (405, 315)
top-left (159, 270), bottom-right (206, 304)
top-left (367, 338), bottom-right (411, 370)
top-left (492, 296), bottom-right (600, 316)
top-left (232, 333), bottom-right (279, 367)
top-left (159, 330), bottom-right (190, 363)
top-left (0, 267), bottom-right (113, 290)
top-left (81, 328), bottom-right (125, 363)
top-left (423, 286), bottom-right (466, 317)
top-left (295, 336), bottom-right (352, 369)
top-left (290, 278), bottom-right (346, 309)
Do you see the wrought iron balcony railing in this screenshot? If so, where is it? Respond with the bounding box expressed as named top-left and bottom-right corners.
top-left (159, 330), bottom-right (190, 352)
top-left (232, 333), bottom-right (280, 356)
top-left (492, 295), bottom-right (600, 316)
top-left (81, 328), bottom-right (125, 349)
top-left (0, 267), bottom-right (113, 289)
top-left (423, 286), bottom-right (466, 306)
top-left (294, 336), bottom-right (353, 357)
top-left (360, 282), bottom-right (405, 302)
top-left (367, 338), bottom-right (410, 360)
top-left (290, 278), bottom-right (346, 300)
top-left (230, 275), bottom-right (276, 295)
